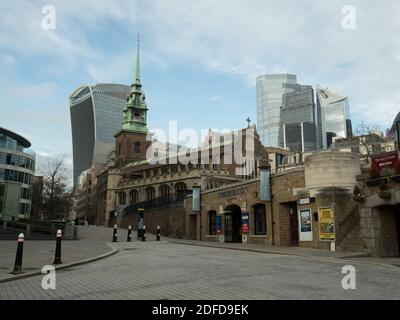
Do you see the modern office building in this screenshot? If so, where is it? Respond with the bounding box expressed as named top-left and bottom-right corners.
top-left (316, 85), bottom-right (353, 149)
top-left (279, 86), bottom-right (318, 153)
top-left (0, 127), bottom-right (35, 221)
top-left (390, 112), bottom-right (400, 150)
top-left (69, 83), bottom-right (131, 186)
top-left (256, 74), bottom-right (303, 147)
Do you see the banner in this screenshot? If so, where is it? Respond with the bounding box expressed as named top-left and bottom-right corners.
top-left (242, 211), bottom-right (249, 234)
top-left (192, 187), bottom-right (201, 212)
top-left (216, 215), bottom-right (222, 233)
top-left (259, 168), bottom-right (271, 201)
top-left (318, 207), bottom-right (335, 241)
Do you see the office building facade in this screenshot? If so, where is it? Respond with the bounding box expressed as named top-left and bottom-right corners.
top-left (316, 86), bottom-right (353, 149)
top-left (279, 86), bottom-right (318, 153)
top-left (256, 74), bottom-right (302, 147)
top-left (69, 83), bottom-right (131, 186)
top-left (0, 127), bottom-right (35, 221)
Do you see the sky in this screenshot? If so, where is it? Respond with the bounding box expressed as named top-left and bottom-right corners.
top-left (1, 0), bottom-right (399, 172)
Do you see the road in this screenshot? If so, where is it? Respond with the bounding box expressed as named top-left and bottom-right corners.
top-left (0, 241), bottom-right (399, 300)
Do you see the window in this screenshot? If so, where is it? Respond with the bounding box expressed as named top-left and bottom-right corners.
top-left (208, 211), bottom-right (216, 235)
top-left (145, 187), bottom-right (155, 201)
top-left (134, 142), bottom-right (141, 153)
top-left (254, 204), bottom-right (266, 235)
top-left (21, 188), bottom-right (31, 200)
top-left (118, 192), bottom-right (126, 205)
top-left (129, 190), bottom-right (139, 204)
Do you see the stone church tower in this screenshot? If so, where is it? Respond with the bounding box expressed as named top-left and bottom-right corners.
top-left (114, 36), bottom-right (152, 168)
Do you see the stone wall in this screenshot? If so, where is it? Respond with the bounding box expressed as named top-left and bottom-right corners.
top-left (118, 205), bottom-right (186, 238)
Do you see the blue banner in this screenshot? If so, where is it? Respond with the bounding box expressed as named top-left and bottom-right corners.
top-left (260, 168), bottom-right (271, 201)
top-left (192, 187), bottom-right (201, 212)
top-left (216, 215), bottom-right (222, 233)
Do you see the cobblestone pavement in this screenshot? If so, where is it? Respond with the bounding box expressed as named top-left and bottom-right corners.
top-left (0, 239), bottom-right (112, 280)
top-left (0, 241), bottom-right (400, 300)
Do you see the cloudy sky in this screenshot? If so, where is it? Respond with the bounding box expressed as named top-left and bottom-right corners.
top-left (1, 0), bottom-right (399, 170)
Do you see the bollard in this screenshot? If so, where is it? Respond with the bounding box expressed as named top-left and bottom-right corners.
top-left (156, 225), bottom-right (161, 241)
top-left (13, 233), bottom-right (24, 274)
top-left (127, 225), bottom-right (132, 242)
top-left (112, 224), bottom-right (117, 242)
top-left (53, 229), bottom-right (62, 265)
top-left (141, 225), bottom-right (146, 242)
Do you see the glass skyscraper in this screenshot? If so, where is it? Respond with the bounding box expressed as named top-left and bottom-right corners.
top-left (279, 86), bottom-right (318, 153)
top-left (69, 83), bottom-right (131, 186)
top-left (256, 74), bottom-right (302, 147)
top-left (0, 127), bottom-right (35, 221)
top-left (316, 86), bottom-right (353, 149)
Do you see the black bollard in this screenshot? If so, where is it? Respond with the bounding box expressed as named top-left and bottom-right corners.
top-left (141, 225), bottom-right (146, 242)
top-left (112, 225), bottom-right (117, 242)
top-left (127, 225), bottom-right (132, 242)
top-left (156, 225), bottom-right (161, 241)
top-left (53, 229), bottom-right (62, 265)
top-left (13, 233), bottom-right (24, 274)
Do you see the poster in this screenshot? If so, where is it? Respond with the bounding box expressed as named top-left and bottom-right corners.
top-left (299, 209), bottom-right (312, 232)
top-left (298, 209), bottom-right (312, 241)
top-left (318, 207), bottom-right (335, 241)
top-left (259, 168), bottom-right (271, 201)
top-left (241, 212), bottom-right (249, 234)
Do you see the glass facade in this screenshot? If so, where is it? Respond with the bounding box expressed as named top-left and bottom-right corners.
top-left (279, 86), bottom-right (319, 152)
top-left (0, 128), bottom-right (35, 221)
top-left (70, 83), bottom-right (131, 186)
top-left (316, 86), bottom-right (353, 149)
top-left (256, 74), bottom-right (301, 147)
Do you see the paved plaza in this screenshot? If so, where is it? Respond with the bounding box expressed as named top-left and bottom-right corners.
top-left (0, 240), bottom-right (400, 300)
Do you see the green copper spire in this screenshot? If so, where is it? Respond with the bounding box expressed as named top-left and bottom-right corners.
top-left (134, 33), bottom-right (140, 84)
top-left (121, 34), bottom-right (149, 134)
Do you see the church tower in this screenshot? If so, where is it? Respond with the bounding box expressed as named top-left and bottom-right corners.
top-left (115, 35), bottom-right (152, 167)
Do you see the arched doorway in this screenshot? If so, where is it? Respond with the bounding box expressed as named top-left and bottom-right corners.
top-left (224, 204), bottom-right (242, 243)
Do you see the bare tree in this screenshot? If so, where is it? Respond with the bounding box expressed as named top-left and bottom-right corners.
top-left (39, 155), bottom-right (72, 221)
top-left (354, 121), bottom-right (381, 161)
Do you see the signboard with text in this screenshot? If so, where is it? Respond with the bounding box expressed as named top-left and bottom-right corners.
top-left (318, 207), bottom-right (335, 241)
top-left (371, 151), bottom-right (400, 175)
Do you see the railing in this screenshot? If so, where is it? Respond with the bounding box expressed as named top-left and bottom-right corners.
top-left (123, 191), bottom-right (192, 215)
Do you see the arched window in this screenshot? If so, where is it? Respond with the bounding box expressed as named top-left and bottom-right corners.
top-left (129, 190), bottom-right (139, 205)
top-left (159, 184), bottom-right (170, 198)
top-left (118, 192), bottom-right (126, 206)
top-left (145, 187), bottom-right (155, 201)
top-left (253, 204), bottom-right (266, 235)
top-left (175, 182), bottom-right (187, 201)
top-left (134, 142), bottom-right (141, 153)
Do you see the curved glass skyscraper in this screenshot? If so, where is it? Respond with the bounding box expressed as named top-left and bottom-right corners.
top-left (316, 86), bottom-right (353, 149)
top-left (69, 83), bottom-right (131, 186)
